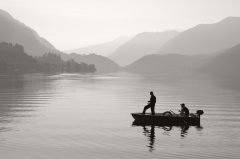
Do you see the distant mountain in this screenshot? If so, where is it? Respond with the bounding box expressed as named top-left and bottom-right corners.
top-left (160, 17), bottom-right (240, 55)
top-left (0, 9), bottom-right (118, 73)
top-left (124, 54), bottom-right (210, 75)
top-left (201, 43), bottom-right (240, 80)
top-left (66, 36), bottom-right (130, 57)
top-left (109, 31), bottom-right (179, 66)
top-left (0, 9), bottom-right (58, 56)
top-left (68, 53), bottom-right (119, 73)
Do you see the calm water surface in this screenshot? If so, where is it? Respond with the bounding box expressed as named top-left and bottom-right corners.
top-left (0, 73), bottom-right (240, 159)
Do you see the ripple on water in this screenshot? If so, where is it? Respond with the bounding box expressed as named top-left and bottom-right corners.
top-left (0, 73), bottom-right (240, 159)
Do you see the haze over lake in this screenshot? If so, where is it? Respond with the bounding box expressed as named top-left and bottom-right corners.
top-left (0, 73), bottom-right (240, 159)
top-left (1, 1), bottom-right (240, 158)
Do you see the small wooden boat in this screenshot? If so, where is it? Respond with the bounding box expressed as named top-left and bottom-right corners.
top-left (131, 110), bottom-right (204, 126)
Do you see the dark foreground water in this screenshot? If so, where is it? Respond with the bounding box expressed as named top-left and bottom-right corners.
top-left (0, 73), bottom-right (240, 159)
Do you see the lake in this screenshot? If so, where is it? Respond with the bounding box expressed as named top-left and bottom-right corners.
top-left (0, 72), bottom-right (240, 159)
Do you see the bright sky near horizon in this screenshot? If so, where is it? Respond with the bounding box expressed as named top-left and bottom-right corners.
top-left (1, 0), bottom-right (240, 51)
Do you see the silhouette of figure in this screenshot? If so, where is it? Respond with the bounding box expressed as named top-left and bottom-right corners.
top-left (142, 91), bottom-right (156, 115)
top-left (143, 125), bottom-right (155, 152)
top-left (179, 103), bottom-right (189, 117)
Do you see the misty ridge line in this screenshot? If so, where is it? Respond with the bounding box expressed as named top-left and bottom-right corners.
top-left (0, 9), bottom-right (120, 73)
top-left (0, 9), bottom-right (240, 84)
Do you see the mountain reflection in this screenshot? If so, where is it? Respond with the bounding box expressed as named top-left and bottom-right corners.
top-left (132, 121), bottom-right (203, 152)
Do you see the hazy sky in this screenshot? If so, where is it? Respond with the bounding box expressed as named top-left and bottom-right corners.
top-left (1, 0), bottom-right (240, 50)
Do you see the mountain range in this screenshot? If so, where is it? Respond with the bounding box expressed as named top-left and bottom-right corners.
top-left (201, 43), bottom-right (240, 80)
top-left (66, 36), bottom-right (130, 57)
top-left (0, 9), bottom-right (240, 80)
top-left (0, 9), bottom-right (58, 56)
top-left (125, 42), bottom-right (240, 84)
top-left (159, 17), bottom-right (240, 55)
top-left (124, 54), bottom-right (210, 75)
top-left (0, 9), bottom-right (118, 73)
top-left (109, 31), bottom-right (179, 66)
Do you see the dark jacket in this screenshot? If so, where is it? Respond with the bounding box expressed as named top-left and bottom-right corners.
top-left (149, 95), bottom-right (156, 104)
top-left (182, 107), bottom-right (189, 117)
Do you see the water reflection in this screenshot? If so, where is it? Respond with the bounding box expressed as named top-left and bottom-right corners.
top-left (142, 125), bottom-right (155, 152)
top-left (132, 122), bottom-right (203, 152)
top-left (0, 74), bottom-right (56, 133)
top-left (180, 124), bottom-right (189, 137)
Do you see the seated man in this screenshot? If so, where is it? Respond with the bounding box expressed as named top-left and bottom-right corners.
top-left (179, 103), bottom-right (189, 117)
top-left (142, 91), bottom-right (156, 115)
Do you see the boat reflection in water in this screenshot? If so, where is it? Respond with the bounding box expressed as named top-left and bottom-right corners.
top-left (132, 121), bottom-right (203, 152)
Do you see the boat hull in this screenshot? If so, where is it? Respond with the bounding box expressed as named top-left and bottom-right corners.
top-left (131, 113), bottom-right (200, 126)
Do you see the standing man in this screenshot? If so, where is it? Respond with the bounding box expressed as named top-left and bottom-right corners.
top-left (142, 91), bottom-right (156, 115)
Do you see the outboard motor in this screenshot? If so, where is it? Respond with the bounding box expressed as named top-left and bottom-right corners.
top-left (196, 110), bottom-right (204, 116)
